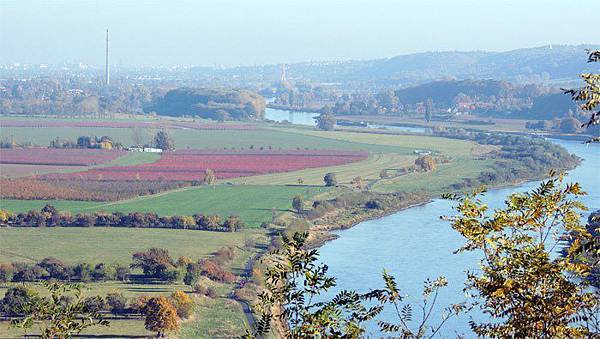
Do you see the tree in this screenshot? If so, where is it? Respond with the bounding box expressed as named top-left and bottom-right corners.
top-left (249, 232), bottom-right (461, 338)
top-left (292, 195), bottom-right (304, 214)
top-left (11, 282), bottom-right (109, 338)
top-left (316, 105), bottom-right (336, 131)
top-left (323, 172), bottom-right (337, 187)
top-left (252, 232), bottom-right (381, 338)
top-left (560, 117), bottom-right (581, 134)
top-left (297, 177), bottom-right (305, 185)
top-left (153, 129), bottom-right (175, 151)
top-left (203, 168), bottom-right (216, 186)
top-left (106, 292), bottom-right (127, 315)
top-left (131, 248), bottom-right (175, 280)
top-left (414, 155), bottom-right (436, 172)
top-left (443, 174), bottom-right (598, 337)
top-left (142, 296), bottom-right (179, 337)
top-left (170, 291), bottom-right (194, 319)
top-left (564, 50), bottom-right (600, 143)
top-left (2, 286), bottom-right (37, 316)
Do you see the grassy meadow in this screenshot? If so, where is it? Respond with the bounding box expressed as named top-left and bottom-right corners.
top-left (0, 185), bottom-right (330, 227)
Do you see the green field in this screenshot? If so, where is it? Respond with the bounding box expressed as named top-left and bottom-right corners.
top-left (0, 227), bottom-right (260, 264)
top-left (0, 184), bottom-right (329, 227)
top-left (278, 128), bottom-right (476, 156)
top-left (2, 125), bottom-right (407, 153)
top-left (231, 153), bottom-right (416, 186)
top-left (373, 158), bottom-right (495, 194)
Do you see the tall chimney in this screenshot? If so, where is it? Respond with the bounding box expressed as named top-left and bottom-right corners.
top-left (105, 29), bottom-right (110, 85)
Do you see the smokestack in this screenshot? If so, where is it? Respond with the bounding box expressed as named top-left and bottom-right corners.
top-left (105, 29), bottom-right (110, 85)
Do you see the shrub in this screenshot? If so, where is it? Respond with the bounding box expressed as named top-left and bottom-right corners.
top-left (170, 291), bottom-right (194, 319)
top-left (199, 259), bottom-right (236, 283)
top-left (106, 293), bottom-right (127, 315)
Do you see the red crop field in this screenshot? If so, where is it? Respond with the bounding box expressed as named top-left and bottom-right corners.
top-left (43, 149), bottom-right (369, 181)
top-left (0, 148), bottom-right (126, 166)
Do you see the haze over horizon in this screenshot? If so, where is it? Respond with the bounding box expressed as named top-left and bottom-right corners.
top-left (1, 0), bottom-right (599, 67)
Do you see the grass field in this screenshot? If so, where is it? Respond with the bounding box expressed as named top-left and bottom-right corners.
top-left (277, 127), bottom-right (476, 156)
top-left (372, 158), bottom-right (495, 194)
top-left (0, 184), bottom-right (329, 227)
top-left (2, 125), bottom-right (406, 153)
top-left (231, 153), bottom-right (416, 185)
top-left (0, 227), bottom-right (260, 264)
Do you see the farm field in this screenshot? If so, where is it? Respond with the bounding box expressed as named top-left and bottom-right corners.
top-left (231, 153), bottom-right (416, 185)
top-left (42, 149), bottom-right (368, 181)
top-left (0, 227), bottom-right (261, 264)
top-left (1, 125), bottom-right (406, 153)
top-left (276, 127), bottom-right (476, 156)
top-left (0, 184), bottom-right (330, 227)
top-left (0, 148), bottom-right (126, 166)
top-left (373, 158), bottom-right (495, 194)
top-left (0, 116), bottom-right (506, 338)
top-left (0, 152), bottom-right (160, 178)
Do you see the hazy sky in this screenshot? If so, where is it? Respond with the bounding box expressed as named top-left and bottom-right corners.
top-left (1, 0), bottom-right (598, 67)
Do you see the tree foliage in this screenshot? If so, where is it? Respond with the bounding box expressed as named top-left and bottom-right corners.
top-left (443, 173), bottom-right (598, 337)
top-left (11, 281), bottom-right (109, 338)
top-left (316, 106), bottom-right (336, 131)
top-left (142, 296), bottom-right (179, 337)
top-left (153, 129), bottom-right (175, 150)
top-left (251, 232), bottom-right (382, 338)
top-left (564, 50), bottom-right (600, 143)
top-left (292, 195), bottom-right (304, 214)
top-left (323, 172), bottom-right (338, 187)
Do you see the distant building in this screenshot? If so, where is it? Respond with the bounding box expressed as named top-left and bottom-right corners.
top-left (127, 147), bottom-right (163, 153)
top-left (143, 147), bottom-right (163, 153)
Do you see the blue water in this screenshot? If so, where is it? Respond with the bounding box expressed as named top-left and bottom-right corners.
top-left (264, 108), bottom-right (319, 126)
top-left (367, 123), bottom-right (430, 134)
top-left (318, 139), bottom-right (599, 337)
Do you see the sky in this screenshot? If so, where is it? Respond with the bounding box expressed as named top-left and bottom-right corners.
top-left (1, 0), bottom-right (598, 67)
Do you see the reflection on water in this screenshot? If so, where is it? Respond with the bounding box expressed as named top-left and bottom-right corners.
top-left (264, 108), bottom-right (319, 126)
top-left (319, 139), bottom-right (599, 337)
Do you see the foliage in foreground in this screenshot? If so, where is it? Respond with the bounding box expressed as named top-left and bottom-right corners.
top-left (248, 232), bottom-right (461, 338)
top-left (10, 281), bottom-right (109, 338)
top-left (443, 173), bottom-right (599, 337)
top-left (565, 49), bottom-right (600, 143)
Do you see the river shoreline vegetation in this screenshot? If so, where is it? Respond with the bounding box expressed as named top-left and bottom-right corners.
top-left (0, 7), bottom-right (599, 335)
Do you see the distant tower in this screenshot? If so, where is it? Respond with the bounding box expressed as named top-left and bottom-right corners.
top-left (105, 29), bottom-right (110, 85)
top-left (280, 64), bottom-right (287, 83)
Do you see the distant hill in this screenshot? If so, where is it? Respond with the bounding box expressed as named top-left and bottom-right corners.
top-left (146, 88), bottom-right (266, 120)
top-left (355, 45), bottom-right (598, 84)
top-left (215, 45), bottom-right (598, 87)
top-left (392, 79), bottom-right (578, 119)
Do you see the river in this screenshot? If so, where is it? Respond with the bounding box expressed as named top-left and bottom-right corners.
top-left (317, 139), bottom-right (599, 337)
top-left (265, 108), bottom-right (429, 133)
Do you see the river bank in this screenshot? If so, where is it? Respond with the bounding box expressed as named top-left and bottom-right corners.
top-left (303, 170), bottom-right (571, 250)
top-left (316, 138), bottom-right (598, 336)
